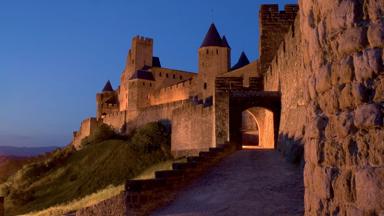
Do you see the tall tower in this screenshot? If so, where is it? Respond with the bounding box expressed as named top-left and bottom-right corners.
top-left (259, 4), bottom-right (298, 74)
top-left (119, 36), bottom-right (154, 111)
top-left (198, 23), bottom-right (231, 99)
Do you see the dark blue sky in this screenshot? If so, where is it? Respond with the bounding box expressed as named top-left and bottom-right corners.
top-left (0, 0), bottom-right (296, 147)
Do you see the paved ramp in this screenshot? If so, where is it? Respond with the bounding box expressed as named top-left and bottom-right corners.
top-left (153, 150), bottom-right (304, 216)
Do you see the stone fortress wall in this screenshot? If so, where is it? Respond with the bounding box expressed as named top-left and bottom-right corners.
top-left (148, 78), bottom-right (194, 105)
top-left (262, 0), bottom-right (384, 214)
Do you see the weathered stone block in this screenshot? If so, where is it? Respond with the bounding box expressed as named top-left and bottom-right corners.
top-left (368, 22), bottom-right (384, 48)
top-left (373, 76), bottom-right (384, 102)
top-left (331, 56), bottom-right (354, 85)
top-left (323, 139), bottom-right (346, 166)
top-left (333, 170), bottom-right (356, 203)
top-left (339, 84), bottom-right (354, 109)
top-left (366, 0), bottom-right (384, 22)
top-left (351, 82), bottom-right (369, 105)
top-left (326, 0), bottom-right (358, 35)
top-left (354, 104), bottom-right (382, 128)
top-left (345, 205), bottom-right (364, 216)
top-left (305, 139), bottom-right (323, 164)
top-left (354, 49), bottom-right (382, 82)
top-left (318, 88), bottom-right (339, 114)
top-left (308, 76), bottom-right (317, 100)
top-left (311, 166), bottom-right (335, 199)
top-left (355, 167), bottom-right (384, 210)
top-left (338, 27), bottom-right (367, 56)
top-left (316, 64), bottom-right (332, 93)
top-left (335, 111), bottom-right (355, 138)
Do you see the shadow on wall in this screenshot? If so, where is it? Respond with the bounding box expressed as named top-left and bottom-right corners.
top-left (278, 133), bottom-right (304, 165)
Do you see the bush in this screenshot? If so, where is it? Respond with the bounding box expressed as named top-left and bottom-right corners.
top-left (130, 122), bottom-right (171, 156)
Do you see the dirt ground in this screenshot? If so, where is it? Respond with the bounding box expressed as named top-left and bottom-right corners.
top-left (153, 150), bottom-right (304, 216)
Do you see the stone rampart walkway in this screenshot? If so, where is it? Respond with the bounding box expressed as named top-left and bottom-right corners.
top-left (153, 150), bottom-right (304, 216)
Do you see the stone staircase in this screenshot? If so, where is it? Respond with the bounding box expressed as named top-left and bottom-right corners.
top-left (76, 143), bottom-right (236, 216)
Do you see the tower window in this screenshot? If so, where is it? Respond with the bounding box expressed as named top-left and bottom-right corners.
top-left (166, 73), bottom-right (169, 78)
top-left (159, 72), bottom-right (162, 77)
top-left (204, 83), bottom-right (207, 89)
top-left (173, 74), bottom-right (176, 79)
top-left (216, 49), bottom-right (218, 54)
top-left (150, 83), bottom-right (152, 87)
top-left (143, 82), bottom-right (145, 86)
top-left (206, 49), bottom-right (209, 54)
top-left (180, 75), bottom-right (182, 80)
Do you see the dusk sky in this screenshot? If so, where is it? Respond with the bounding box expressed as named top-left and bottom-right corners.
top-left (0, 0), bottom-right (296, 147)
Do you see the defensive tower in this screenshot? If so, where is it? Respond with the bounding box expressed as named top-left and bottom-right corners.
top-left (198, 23), bottom-right (231, 99)
top-left (120, 36), bottom-right (154, 111)
top-left (259, 4), bottom-right (298, 74)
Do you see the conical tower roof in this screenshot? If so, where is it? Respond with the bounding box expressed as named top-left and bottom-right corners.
top-left (200, 23), bottom-right (225, 48)
top-left (102, 80), bottom-right (114, 92)
top-left (221, 35), bottom-right (230, 48)
top-left (231, 52), bottom-right (250, 70)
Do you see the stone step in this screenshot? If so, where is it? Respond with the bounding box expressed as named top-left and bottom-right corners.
top-left (172, 162), bottom-right (196, 170)
top-left (187, 156), bottom-right (201, 163)
top-left (155, 170), bottom-right (184, 179)
top-left (125, 179), bottom-right (166, 192)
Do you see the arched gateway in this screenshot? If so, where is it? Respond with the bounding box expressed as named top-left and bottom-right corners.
top-left (214, 76), bottom-right (281, 150)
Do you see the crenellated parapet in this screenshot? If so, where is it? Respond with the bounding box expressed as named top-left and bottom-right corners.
top-left (259, 4), bottom-right (299, 74)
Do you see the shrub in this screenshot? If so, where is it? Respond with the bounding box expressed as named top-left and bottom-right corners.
top-left (130, 122), bottom-right (171, 156)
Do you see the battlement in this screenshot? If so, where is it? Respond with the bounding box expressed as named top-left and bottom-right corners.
top-left (260, 4), bottom-right (298, 15)
top-left (259, 4), bottom-right (299, 74)
top-left (132, 35), bottom-right (153, 45)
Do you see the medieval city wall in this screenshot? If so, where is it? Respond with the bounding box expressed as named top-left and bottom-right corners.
top-left (150, 67), bottom-right (196, 90)
top-left (263, 15), bottom-right (307, 161)
top-left (148, 79), bottom-right (194, 105)
top-left (72, 118), bottom-right (99, 150)
top-left (134, 100), bottom-right (190, 129)
top-left (264, 1), bottom-right (384, 215)
top-left (103, 111), bottom-right (127, 132)
top-left (171, 103), bottom-right (214, 157)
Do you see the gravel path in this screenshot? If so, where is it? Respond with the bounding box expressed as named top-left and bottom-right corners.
top-left (153, 150), bottom-right (304, 216)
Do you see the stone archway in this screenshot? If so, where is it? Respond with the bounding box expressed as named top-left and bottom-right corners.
top-left (228, 91), bottom-right (281, 150)
top-left (242, 107), bottom-right (275, 149)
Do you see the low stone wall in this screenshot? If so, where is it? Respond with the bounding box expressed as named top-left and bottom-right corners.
top-left (73, 144), bottom-right (236, 216)
top-left (75, 193), bottom-right (126, 216)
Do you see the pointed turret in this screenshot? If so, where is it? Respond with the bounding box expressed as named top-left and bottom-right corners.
top-left (231, 52), bottom-right (250, 70)
top-left (222, 35), bottom-right (230, 48)
top-left (102, 80), bottom-right (114, 92)
top-left (200, 23), bottom-right (225, 47)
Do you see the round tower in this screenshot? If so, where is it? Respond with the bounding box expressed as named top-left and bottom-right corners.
top-left (198, 23), bottom-right (231, 99)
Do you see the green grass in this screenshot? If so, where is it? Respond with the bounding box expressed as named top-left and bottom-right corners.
top-left (23, 158), bottom-right (187, 216)
top-left (1, 122), bottom-right (172, 216)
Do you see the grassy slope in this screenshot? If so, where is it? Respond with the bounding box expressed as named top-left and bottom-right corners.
top-left (6, 140), bottom-right (168, 215)
top-left (24, 160), bottom-right (187, 216)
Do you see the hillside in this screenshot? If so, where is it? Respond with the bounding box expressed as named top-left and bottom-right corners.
top-left (0, 156), bottom-right (31, 183)
top-left (0, 122), bottom-right (172, 216)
